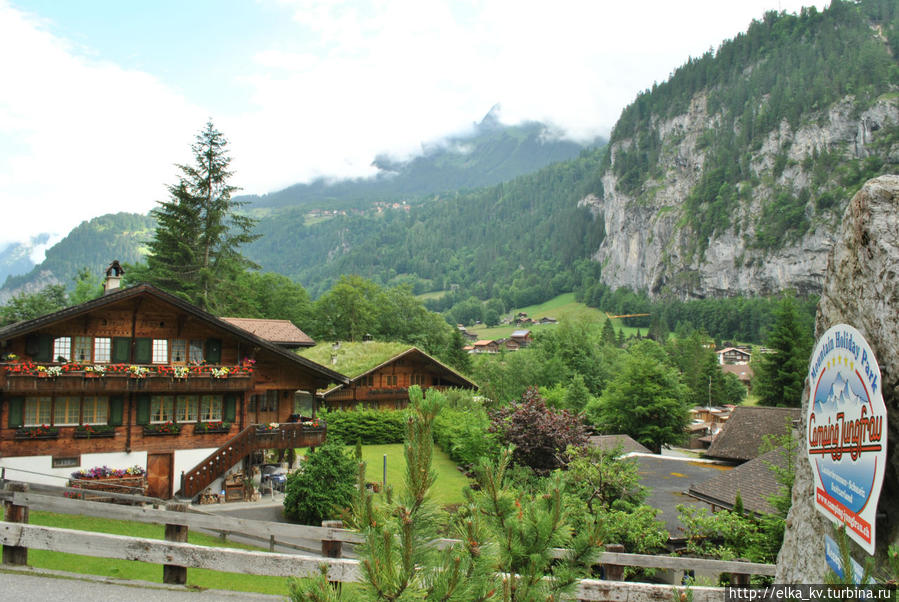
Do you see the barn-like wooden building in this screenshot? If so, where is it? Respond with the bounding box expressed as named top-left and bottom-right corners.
top-left (0, 282), bottom-right (347, 499)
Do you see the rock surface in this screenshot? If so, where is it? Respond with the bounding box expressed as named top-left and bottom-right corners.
top-left (588, 96), bottom-right (899, 299)
top-left (776, 175), bottom-right (899, 582)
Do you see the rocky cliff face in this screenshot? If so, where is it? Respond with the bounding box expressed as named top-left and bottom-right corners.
top-left (585, 95), bottom-right (899, 299)
top-left (777, 175), bottom-right (899, 581)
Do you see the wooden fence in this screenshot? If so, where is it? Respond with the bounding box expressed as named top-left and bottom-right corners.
top-left (1, 483), bottom-right (775, 601)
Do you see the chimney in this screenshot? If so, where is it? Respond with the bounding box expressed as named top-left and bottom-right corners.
top-left (104, 260), bottom-right (125, 295)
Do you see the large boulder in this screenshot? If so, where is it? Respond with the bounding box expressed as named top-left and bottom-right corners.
top-left (777, 175), bottom-right (899, 581)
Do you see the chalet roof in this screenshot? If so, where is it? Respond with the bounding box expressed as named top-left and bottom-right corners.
top-left (717, 347), bottom-right (751, 356)
top-left (511, 330), bottom-right (531, 338)
top-left (299, 341), bottom-right (478, 395)
top-left (473, 340), bottom-right (495, 346)
top-left (0, 283), bottom-right (347, 386)
top-left (688, 447), bottom-right (789, 515)
top-left (220, 317), bottom-right (315, 347)
top-left (721, 363), bottom-right (754, 381)
top-left (705, 406), bottom-right (799, 462)
top-left (588, 434), bottom-right (652, 455)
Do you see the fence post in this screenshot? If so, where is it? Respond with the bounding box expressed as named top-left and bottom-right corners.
top-left (730, 559), bottom-right (751, 586)
top-left (602, 543), bottom-right (626, 581)
top-left (163, 503), bottom-right (189, 584)
top-left (321, 520), bottom-right (343, 558)
top-left (2, 482), bottom-right (29, 566)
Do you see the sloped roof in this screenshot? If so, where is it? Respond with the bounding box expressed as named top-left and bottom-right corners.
top-left (721, 363), bottom-right (754, 381)
top-left (688, 447), bottom-right (790, 515)
top-left (0, 283), bottom-right (347, 386)
top-left (220, 317), bottom-right (315, 347)
top-left (511, 330), bottom-right (531, 337)
top-left (588, 434), bottom-right (652, 455)
top-left (705, 406), bottom-right (799, 462)
top-left (299, 341), bottom-right (477, 395)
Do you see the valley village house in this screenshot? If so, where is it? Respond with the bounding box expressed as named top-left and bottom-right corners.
top-left (0, 274), bottom-right (347, 499)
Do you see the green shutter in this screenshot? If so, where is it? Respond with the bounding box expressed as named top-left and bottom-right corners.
top-left (135, 394), bottom-right (150, 425)
top-left (223, 394), bottom-right (237, 422)
top-left (205, 338), bottom-right (222, 364)
top-left (134, 338), bottom-right (152, 364)
top-left (112, 337), bottom-right (131, 363)
top-left (26, 334), bottom-right (52, 362)
top-left (7, 396), bottom-right (24, 428)
top-left (108, 396), bottom-right (124, 426)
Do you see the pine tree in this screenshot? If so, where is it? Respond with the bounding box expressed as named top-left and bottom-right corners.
top-left (131, 122), bottom-right (259, 311)
top-left (753, 293), bottom-right (812, 407)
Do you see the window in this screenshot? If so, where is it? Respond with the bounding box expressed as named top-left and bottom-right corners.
top-left (176, 395), bottom-right (198, 422)
top-left (360, 374), bottom-right (374, 387)
top-left (150, 396), bottom-right (174, 423)
top-left (53, 337), bottom-right (71, 362)
top-left (189, 340), bottom-right (204, 364)
top-left (411, 373), bottom-right (425, 386)
top-left (52, 456), bottom-right (81, 468)
top-left (261, 391), bottom-right (278, 412)
top-left (82, 397), bottom-right (108, 425)
top-left (24, 397), bottom-right (52, 426)
top-left (73, 336), bottom-right (92, 362)
top-left (152, 339), bottom-right (168, 364)
top-left (93, 337), bottom-right (111, 363)
top-left (200, 395), bottom-right (223, 422)
top-left (171, 339), bottom-right (188, 364)
top-left (385, 374), bottom-right (397, 386)
top-left (54, 396), bottom-right (80, 426)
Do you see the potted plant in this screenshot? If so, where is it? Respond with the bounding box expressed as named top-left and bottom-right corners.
top-left (194, 421), bottom-right (231, 434)
top-left (143, 421), bottom-right (181, 435)
top-left (74, 424), bottom-right (116, 438)
top-left (15, 424), bottom-right (59, 439)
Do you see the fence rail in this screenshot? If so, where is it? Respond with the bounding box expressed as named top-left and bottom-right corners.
top-left (1, 483), bottom-right (773, 600)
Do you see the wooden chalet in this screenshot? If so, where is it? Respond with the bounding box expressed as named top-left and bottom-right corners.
top-left (300, 342), bottom-right (478, 410)
top-left (0, 283), bottom-right (348, 499)
top-left (716, 347), bottom-right (751, 365)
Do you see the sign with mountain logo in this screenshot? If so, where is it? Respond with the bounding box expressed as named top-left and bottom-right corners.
top-left (807, 324), bottom-right (886, 555)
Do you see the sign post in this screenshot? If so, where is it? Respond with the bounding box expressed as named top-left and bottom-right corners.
top-left (807, 324), bottom-right (887, 555)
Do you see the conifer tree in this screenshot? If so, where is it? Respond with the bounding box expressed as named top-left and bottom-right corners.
top-left (131, 122), bottom-right (259, 311)
top-left (753, 293), bottom-right (812, 407)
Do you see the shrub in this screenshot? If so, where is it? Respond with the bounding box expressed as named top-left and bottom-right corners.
top-left (283, 436), bottom-right (356, 525)
top-left (433, 405), bottom-right (500, 467)
top-left (320, 408), bottom-right (406, 444)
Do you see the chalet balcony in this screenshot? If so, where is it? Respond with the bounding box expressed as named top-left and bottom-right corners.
top-left (1, 362), bottom-right (253, 394)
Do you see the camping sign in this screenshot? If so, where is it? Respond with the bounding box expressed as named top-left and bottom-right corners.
top-left (807, 324), bottom-right (886, 555)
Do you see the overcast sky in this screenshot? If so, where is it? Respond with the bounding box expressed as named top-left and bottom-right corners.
top-left (1, 0), bottom-right (826, 250)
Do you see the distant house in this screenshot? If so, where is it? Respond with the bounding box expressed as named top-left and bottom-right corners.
top-left (717, 347), bottom-right (751, 365)
top-left (220, 317), bottom-right (316, 350)
top-left (500, 338), bottom-right (520, 351)
top-left (721, 363), bottom-right (754, 390)
top-left (688, 447), bottom-right (791, 514)
top-left (538, 317), bottom-right (558, 324)
top-left (472, 340), bottom-right (499, 354)
top-left (705, 406), bottom-right (799, 462)
top-left (510, 330), bottom-right (532, 347)
top-left (299, 342), bottom-right (478, 411)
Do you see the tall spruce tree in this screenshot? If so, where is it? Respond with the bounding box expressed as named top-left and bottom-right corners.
top-left (131, 122), bottom-right (259, 311)
top-left (753, 293), bottom-right (812, 407)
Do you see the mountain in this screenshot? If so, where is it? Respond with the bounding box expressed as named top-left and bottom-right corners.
top-left (587, 0), bottom-right (899, 299)
top-left (0, 234), bottom-right (54, 284)
top-left (0, 213), bottom-right (156, 303)
top-left (237, 109), bottom-right (602, 210)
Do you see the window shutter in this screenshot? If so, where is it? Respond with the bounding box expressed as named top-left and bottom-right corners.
top-left (135, 394), bottom-right (150, 425)
top-left (205, 338), bottom-right (222, 364)
top-left (134, 338), bottom-right (152, 364)
top-left (7, 396), bottom-right (24, 428)
top-left (26, 334), bottom-right (52, 362)
top-left (108, 396), bottom-right (124, 426)
top-left (224, 394), bottom-right (237, 422)
top-left (112, 337), bottom-right (131, 363)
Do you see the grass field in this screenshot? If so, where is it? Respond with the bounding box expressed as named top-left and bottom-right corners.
top-left (465, 293), bottom-right (646, 340)
top-left (20, 510), bottom-right (292, 596)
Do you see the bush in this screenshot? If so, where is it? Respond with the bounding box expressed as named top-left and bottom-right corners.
top-left (433, 405), bottom-right (500, 467)
top-left (283, 436), bottom-right (356, 525)
top-left (321, 408), bottom-right (407, 444)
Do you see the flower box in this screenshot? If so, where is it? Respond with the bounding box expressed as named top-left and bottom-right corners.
top-left (143, 423), bottom-right (181, 436)
top-left (73, 425), bottom-right (116, 439)
top-left (194, 421), bottom-right (231, 434)
top-left (15, 426), bottom-right (59, 440)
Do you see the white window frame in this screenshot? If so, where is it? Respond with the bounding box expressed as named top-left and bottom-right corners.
top-left (53, 337), bottom-right (71, 363)
top-left (200, 395), bottom-right (223, 422)
top-left (82, 397), bottom-right (108, 425)
top-left (24, 397), bottom-right (52, 426)
top-left (150, 395), bottom-right (174, 423)
top-left (175, 395), bottom-right (198, 423)
top-left (152, 339), bottom-right (168, 364)
top-left (93, 338), bottom-right (111, 364)
top-left (53, 396), bottom-right (80, 426)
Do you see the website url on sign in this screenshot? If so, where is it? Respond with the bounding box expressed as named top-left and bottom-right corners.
top-left (725, 585), bottom-right (895, 602)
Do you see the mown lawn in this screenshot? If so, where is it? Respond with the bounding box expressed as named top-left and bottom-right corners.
top-left (355, 443), bottom-right (470, 507)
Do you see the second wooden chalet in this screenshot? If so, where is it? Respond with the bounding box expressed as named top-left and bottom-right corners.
top-left (299, 341), bottom-right (478, 410)
top-left (0, 282), bottom-right (348, 499)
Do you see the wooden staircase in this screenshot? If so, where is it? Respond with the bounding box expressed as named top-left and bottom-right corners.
top-left (178, 422), bottom-right (326, 498)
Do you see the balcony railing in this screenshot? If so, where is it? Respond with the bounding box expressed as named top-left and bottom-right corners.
top-left (1, 362), bottom-right (253, 393)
